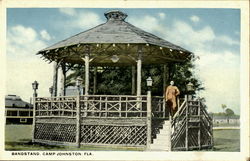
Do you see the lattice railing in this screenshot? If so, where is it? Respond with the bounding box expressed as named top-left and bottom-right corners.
top-left (79, 95), bottom-right (147, 118)
top-left (35, 122), bottom-right (76, 143)
top-left (80, 125), bottom-right (147, 145)
top-left (35, 96), bottom-right (77, 118)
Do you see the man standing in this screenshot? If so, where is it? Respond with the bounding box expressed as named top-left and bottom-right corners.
top-left (165, 81), bottom-right (180, 117)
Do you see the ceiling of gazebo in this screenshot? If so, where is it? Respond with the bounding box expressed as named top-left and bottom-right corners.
top-left (37, 10), bottom-right (193, 66)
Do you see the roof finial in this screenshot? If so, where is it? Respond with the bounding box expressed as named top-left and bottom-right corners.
top-left (104, 10), bottom-right (127, 21)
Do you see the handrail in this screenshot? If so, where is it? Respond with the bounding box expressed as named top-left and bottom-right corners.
top-left (171, 97), bottom-right (213, 150)
top-left (172, 100), bottom-right (187, 120)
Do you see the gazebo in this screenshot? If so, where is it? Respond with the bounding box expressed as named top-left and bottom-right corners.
top-left (33, 10), bottom-right (213, 151)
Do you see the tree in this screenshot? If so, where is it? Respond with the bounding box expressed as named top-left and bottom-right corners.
top-left (65, 56), bottom-right (204, 96)
top-left (225, 108), bottom-right (235, 124)
top-left (221, 104), bottom-right (227, 113)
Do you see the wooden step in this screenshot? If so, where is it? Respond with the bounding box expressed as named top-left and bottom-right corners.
top-left (150, 120), bottom-right (171, 151)
top-left (188, 125), bottom-right (200, 129)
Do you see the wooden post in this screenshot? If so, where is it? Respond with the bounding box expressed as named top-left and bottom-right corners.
top-left (136, 51), bottom-right (142, 96)
top-left (163, 64), bottom-right (167, 94)
top-left (59, 63), bottom-right (66, 96)
top-left (211, 114), bottom-right (214, 149)
top-left (198, 100), bottom-right (201, 150)
top-left (85, 50), bottom-right (90, 96)
top-left (119, 96), bottom-right (122, 117)
top-left (137, 47), bottom-right (142, 109)
top-left (132, 66), bottom-right (136, 95)
top-left (76, 95), bottom-right (81, 148)
top-left (185, 95), bottom-right (189, 151)
top-left (163, 64), bottom-right (167, 118)
top-left (32, 93), bottom-right (37, 143)
top-left (105, 97), bottom-right (108, 117)
top-left (146, 90), bottom-right (152, 150)
top-left (52, 62), bottom-right (58, 97)
top-left (84, 46), bottom-right (90, 117)
top-left (93, 67), bottom-right (97, 94)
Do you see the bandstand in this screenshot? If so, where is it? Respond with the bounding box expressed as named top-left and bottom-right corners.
top-left (33, 10), bottom-right (213, 151)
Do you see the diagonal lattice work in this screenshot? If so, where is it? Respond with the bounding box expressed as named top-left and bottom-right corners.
top-left (80, 125), bottom-right (147, 145)
top-left (34, 123), bottom-right (76, 143)
top-left (171, 99), bottom-right (213, 151)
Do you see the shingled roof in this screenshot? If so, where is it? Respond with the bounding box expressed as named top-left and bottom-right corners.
top-left (38, 10), bottom-right (193, 66)
top-left (5, 95), bottom-right (32, 108)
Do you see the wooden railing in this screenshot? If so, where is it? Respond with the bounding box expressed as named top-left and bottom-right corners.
top-left (35, 95), bottom-right (148, 118)
top-left (35, 96), bottom-right (77, 118)
top-left (35, 95), bottom-right (187, 119)
top-left (33, 95), bottom-right (150, 147)
top-left (171, 97), bottom-right (213, 151)
top-left (151, 96), bottom-right (165, 118)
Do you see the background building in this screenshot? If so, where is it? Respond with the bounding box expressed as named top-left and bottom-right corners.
top-left (5, 95), bottom-right (33, 124)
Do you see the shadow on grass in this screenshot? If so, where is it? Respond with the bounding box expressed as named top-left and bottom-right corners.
top-left (213, 137), bottom-right (240, 152)
top-left (5, 140), bottom-right (67, 151)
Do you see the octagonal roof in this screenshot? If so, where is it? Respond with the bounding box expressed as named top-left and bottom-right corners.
top-left (38, 10), bottom-right (193, 66)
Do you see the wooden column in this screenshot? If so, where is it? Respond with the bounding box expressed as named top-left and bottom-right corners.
top-left (59, 63), bottom-right (66, 96)
top-left (84, 46), bottom-right (90, 117)
top-left (146, 90), bottom-right (152, 150)
top-left (136, 48), bottom-right (142, 110)
top-left (93, 67), bottom-right (97, 94)
top-left (163, 64), bottom-right (168, 118)
top-left (131, 66), bottom-right (136, 95)
top-left (76, 95), bottom-right (80, 148)
top-left (163, 64), bottom-right (168, 94)
top-left (137, 48), bottom-right (142, 96)
top-left (85, 48), bottom-right (90, 95)
top-left (52, 62), bottom-right (58, 97)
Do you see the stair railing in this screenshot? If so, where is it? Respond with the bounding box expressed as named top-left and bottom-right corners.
top-left (171, 96), bottom-right (213, 151)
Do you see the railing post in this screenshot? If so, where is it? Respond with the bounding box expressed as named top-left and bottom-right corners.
top-left (146, 90), bottom-right (152, 150)
top-left (32, 93), bottom-right (37, 143)
top-left (119, 96), bottom-right (122, 117)
top-left (76, 95), bottom-right (81, 148)
top-left (185, 95), bottom-right (188, 151)
top-left (163, 98), bottom-right (166, 118)
top-left (198, 99), bottom-right (201, 150)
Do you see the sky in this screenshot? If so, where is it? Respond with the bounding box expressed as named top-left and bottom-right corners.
top-left (6, 8), bottom-right (240, 114)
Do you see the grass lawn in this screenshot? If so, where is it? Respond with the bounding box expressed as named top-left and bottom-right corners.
top-left (5, 124), bottom-right (240, 151)
top-left (213, 129), bottom-right (240, 152)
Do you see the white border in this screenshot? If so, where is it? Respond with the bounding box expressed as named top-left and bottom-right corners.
top-left (0, 0), bottom-right (249, 160)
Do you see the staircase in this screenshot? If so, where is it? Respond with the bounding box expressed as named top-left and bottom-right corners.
top-left (150, 120), bottom-right (171, 151)
top-left (171, 97), bottom-right (213, 151)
